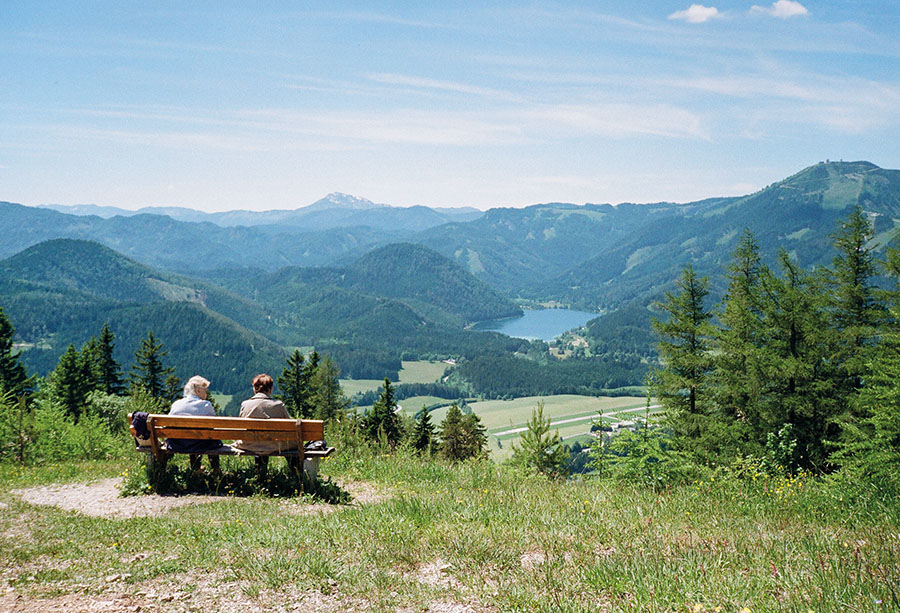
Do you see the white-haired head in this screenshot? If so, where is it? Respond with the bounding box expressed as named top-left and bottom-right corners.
top-left (184, 375), bottom-right (211, 398)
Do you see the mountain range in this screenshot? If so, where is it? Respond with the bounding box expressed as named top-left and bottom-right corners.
top-left (0, 239), bottom-right (522, 392)
top-left (7, 161), bottom-right (897, 311)
top-left (2, 160), bottom-right (898, 393)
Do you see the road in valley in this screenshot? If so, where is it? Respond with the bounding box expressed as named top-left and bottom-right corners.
top-left (492, 404), bottom-right (662, 437)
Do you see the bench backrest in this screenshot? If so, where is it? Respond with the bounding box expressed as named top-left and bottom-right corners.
top-left (129, 413), bottom-right (325, 458)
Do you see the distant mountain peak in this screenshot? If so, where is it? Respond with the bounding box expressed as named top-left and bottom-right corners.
top-left (306, 193), bottom-right (385, 212)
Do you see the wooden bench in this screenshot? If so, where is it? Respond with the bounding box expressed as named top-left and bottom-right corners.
top-left (128, 413), bottom-right (334, 477)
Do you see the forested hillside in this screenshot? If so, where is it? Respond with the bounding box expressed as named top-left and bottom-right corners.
top-left (0, 239), bottom-right (530, 388)
top-left (414, 161), bottom-right (900, 310)
top-left (3, 161), bottom-right (900, 397)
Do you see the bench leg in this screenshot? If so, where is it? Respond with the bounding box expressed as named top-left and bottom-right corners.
top-left (287, 456), bottom-right (302, 476)
top-left (255, 456), bottom-right (269, 480)
top-left (147, 452), bottom-right (169, 473)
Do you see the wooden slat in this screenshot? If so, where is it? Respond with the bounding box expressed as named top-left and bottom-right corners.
top-left (152, 428), bottom-right (302, 442)
top-left (151, 416), bottom-right (302, 431)
top-left (301, 420), bottom-right (325, 440)
top-left (134, 446), bottom-right (334, 457)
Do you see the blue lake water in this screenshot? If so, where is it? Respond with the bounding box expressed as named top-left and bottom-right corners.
top-left (471, 308), bottom-right (599, 341)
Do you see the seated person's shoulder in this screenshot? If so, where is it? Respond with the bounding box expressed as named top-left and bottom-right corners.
top-left (241, 395), bottom-right (290, 418)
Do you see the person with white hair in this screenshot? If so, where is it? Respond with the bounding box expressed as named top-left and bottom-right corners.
top-left (168, 375), bottom-right (225, 472)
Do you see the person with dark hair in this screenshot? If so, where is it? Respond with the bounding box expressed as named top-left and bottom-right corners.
top-left (233, 374), bottom-right (298, 473)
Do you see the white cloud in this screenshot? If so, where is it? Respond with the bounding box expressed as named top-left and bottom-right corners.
top-left (668, 4), bottom-right (721, 24)
top-left (750, 1), bottom-right (809, 19)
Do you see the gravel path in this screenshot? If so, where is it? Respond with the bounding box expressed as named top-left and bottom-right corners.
top-left (11, 478), bottom-right (389, 519)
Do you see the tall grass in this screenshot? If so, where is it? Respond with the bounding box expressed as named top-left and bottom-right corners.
top-left (1, 434), bottom-right (898, 611)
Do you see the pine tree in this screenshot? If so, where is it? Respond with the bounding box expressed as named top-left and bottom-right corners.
top-left (831, 311), bottom-right (900, 486)
top-left (0, 306), bottom-right (29, 396)
top-left (509, 400), bottom-right (569, 477)
top-left (278, 349), bottom-right (319, 418)
top-left (711, 231), bottom-right (766, 439)
top-left (300, 350), bottom-right (320, 418)
top-left (309, 354), bottom-right (350, 421)
top-left (51, 344), bottom-right (93, 421)
top-left (411, 406), bottom-right (435, 454)
top-left (651, 266), bottom-right (715, 454)
top-left (438, 403), bottom-right (487, 462)
top-left (95, 323), bottom-right (123, 395)
top-left (363, 378), bottom-right (403, 446)
top-left (128, 331), bottom-right (174, 399)
top-left (757, 251), bottom-right (840, 470)
top-left (834, 243), bottom-right (900, 483)
top-left (828, 205), bottom-right (885, 395)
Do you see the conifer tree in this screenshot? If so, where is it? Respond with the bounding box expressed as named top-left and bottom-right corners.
top-left (711, 231), bottom-right (765, 443)
top-left (757, 251), bottom-right (840, 469)
top-left (163, 374), bottom-right (182, 403)
top-left (834, 243), bottom-right (900, 482)
top-left (51, 344), bottom-right (93, 421)
top-left (301, 350), bottom-right (320, 418)
top-left (438, 403), bottom-right (487, 461)
top-left (651, 266), bottom-right (715, 453)
top-left (363, 378), bottom-right (403, 446)
top-left (309, 354), bottom-right (349, 421)
top-left (95, 323), bottom-right (123, 395)
top-left (828, 205), bottom-right (884, 396)
top-left (128, 331), bottom-right (174, 399)
top-left (509, 401), bottom-right (569, 477)
top-left (278, 349), bottom-right (310, 417)
top-left (411, 406), bottom-right (435, 454)
top-left (0, 307), bottom-right (29, 396)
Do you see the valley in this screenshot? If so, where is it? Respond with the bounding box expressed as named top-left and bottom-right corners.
top-left (1, 160), bottom-right (899, 434)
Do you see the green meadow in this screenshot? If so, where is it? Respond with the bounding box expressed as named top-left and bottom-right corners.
top-left (1, 445), bottom-right (897, 612)
top-left (340, 360), bottom-right (451, 397)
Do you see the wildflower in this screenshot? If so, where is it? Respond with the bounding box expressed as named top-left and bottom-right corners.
top-left (693, 603), bottom-right (704, 612)
top-left (740, 608), bottom-right (751, 613)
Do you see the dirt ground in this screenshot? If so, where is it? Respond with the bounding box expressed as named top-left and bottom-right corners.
top-left (11, 478), bottom-right (388, 519)
top-left (2, 480), bottom-right (487, 612)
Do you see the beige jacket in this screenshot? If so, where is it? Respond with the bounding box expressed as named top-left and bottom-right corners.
top-left (233, 393), bottom-right (298, 454)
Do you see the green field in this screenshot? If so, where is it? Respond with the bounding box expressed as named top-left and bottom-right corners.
top-left (340, 360), bottom-right (451, 396)
top-left (396, 396), bottom-right (456, 415)
top-left (418, 395), bottom-right (650, 459)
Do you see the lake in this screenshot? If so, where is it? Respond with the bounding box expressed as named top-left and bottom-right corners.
top-left (471, 308), bottom-right (598, 341)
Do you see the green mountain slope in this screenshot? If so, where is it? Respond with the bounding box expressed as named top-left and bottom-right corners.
top-left (0, 240), bottom-right (284, 393)
top-left (413, 161), bottom-right (900, 310)
top-left (0, 201), bottom-right (405, 272)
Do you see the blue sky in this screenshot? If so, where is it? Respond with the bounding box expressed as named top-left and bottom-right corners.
top-left (2, 1), bottom-right (898, 211)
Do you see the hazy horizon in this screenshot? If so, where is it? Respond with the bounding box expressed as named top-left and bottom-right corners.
top-left (3, 1), bottom-right (899, 213)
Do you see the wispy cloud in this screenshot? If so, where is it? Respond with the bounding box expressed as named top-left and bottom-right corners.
top-left (311, 10), bottom-right (446, 30)
top-left (668, 5), bottom-right (722, 24)
top-left (522, 103), bottom-right (708, 140)
top-left (750, 1), bottom-right (809, 19)
top-left (365, 73), bottom-right (520, 101)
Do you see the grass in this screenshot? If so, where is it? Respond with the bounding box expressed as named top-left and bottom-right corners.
top-left (423, 395), bottom-right (648, 457)
top-left (1, 447), bottom-right (898, 611)
top-left (340, 360), bottom-right (451, 396)
top-left (396, 396), bottom-right (454, 414)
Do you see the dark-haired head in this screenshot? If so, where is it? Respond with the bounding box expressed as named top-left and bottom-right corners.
top-left (252, 373), bottom-right (274, 395)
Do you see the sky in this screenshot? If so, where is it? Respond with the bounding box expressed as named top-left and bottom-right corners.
top-left (1, 1), bottom-right (899, 212)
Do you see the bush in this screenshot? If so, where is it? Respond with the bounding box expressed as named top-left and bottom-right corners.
top-left (121, 454), bottom-right (350, 503)
top-left (593, 425), bottom-right (696, 489)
